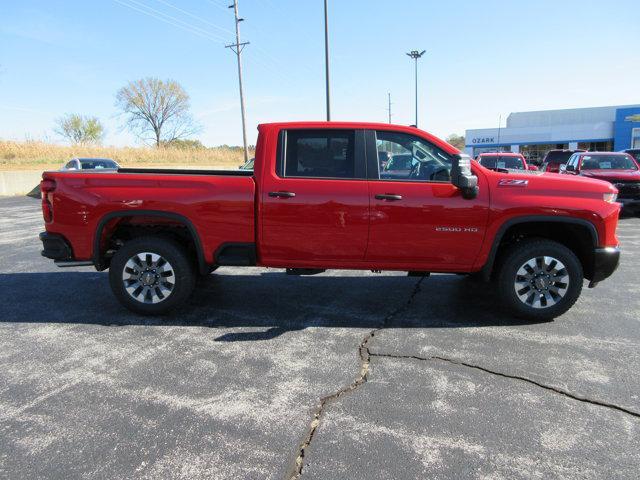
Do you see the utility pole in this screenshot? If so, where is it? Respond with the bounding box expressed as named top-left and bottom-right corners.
top-left (386, 92), bottom-right (393, 124)
top-left (226, 0), bottom-right (250, 163)
top-left (323, 0), bottom-right (331, 121)
top-left (406, 50), bottom-right (426, 127)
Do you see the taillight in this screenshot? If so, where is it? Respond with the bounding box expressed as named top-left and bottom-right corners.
top-left (40, 178), bottom-right (56, 222)
top-left (40, 179), bottom-right (56, 194)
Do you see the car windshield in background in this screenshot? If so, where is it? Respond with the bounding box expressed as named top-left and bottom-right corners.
top-left (80, 160), bottom-right (118, 169)
top-left (545, 152), bottom-right (573, 163)
top-left (479, 156), bottom-right (525, 170)
top-left (581, 155), bottom-right (638, 171)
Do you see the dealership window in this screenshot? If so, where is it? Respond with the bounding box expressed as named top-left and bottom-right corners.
top-left (577, 141), bottom-right (613, 152)
top-left (281, 130), bottom-right (355, 179)
top-left (632, 128), bottom-right (640, 149)
top-left (520, 144), bottom-right (566, 165)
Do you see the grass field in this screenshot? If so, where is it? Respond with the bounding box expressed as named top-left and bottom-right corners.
top-left (0, 141), bottom-right (252, 171)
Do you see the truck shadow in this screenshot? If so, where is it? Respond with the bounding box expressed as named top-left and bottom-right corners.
top-left (0, 270), bottom-right (548, 340)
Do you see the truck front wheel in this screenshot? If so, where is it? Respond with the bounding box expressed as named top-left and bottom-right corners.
top-left (497, 239), bottom-right (583, 320)
top-left (108, 236), bottom-right (196, 315)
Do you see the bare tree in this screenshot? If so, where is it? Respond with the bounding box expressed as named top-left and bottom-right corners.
top-left (55, 114), bottom-right (105, 144)
top-left (115, 78), bottom-right (200, 147)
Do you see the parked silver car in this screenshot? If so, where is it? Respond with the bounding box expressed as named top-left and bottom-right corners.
top-left (60, 158), bottom-right (120, 171)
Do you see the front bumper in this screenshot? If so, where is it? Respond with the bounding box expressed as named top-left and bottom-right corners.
top-left (39, 232), bottom-right (72, 261)
top-left (618, 198), bottom-right (640, 208)
top-left (590, 247), bottom-right (620, 284)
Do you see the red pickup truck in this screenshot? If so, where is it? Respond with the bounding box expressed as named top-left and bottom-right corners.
top-left (559, 151), bottom-right (640, 211)
top-left (39, 122), bottom-right (621, 319)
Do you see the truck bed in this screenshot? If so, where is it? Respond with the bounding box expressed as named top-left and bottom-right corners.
top-left (41, 169), bottom-right (256, 265)
top-left (117, 168), bottom-right (253, 176)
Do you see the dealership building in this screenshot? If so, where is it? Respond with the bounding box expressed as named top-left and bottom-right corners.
top-left (465, 104), bottom-right (640, 163)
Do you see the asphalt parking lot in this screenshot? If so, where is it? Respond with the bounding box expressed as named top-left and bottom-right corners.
top-left (0, 195), bottom-right (639, 479)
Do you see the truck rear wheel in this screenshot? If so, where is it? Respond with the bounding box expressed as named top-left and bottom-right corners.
top-left (108, 236), bottom-right (196, 315)
top-left (496, 239), bottom-right (583, 320)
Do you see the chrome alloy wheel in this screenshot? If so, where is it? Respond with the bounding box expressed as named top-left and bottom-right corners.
top-left (514, 256), bottom-right (570, 309)
top-left (122, 252), bottom-right (175, 304)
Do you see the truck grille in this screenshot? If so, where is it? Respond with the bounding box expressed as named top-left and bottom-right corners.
top-left (613, 181), bottom-right (640, 199)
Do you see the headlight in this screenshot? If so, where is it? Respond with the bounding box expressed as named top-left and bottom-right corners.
top-left (603, 192), bottom-right (617, 203)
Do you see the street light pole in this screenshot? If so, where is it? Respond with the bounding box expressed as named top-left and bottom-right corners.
top-left (324, 0), bottom-right (331, 121)
top-left (406, 50), bottom-right (426, 127)
top-left (226, 0), bottom-right (250, 163)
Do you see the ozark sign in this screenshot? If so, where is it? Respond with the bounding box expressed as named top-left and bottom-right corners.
top-left (471, 137), bottom-right (495, 144)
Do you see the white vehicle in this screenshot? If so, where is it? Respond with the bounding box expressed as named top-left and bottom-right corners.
top-left (60, 157), bottom-right (120, 171)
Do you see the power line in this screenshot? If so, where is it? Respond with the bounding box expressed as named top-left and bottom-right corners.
top-left (114, 0), bottom-right (294, 89)
top-left (152, 0), bottom-right (235, 36)
top-left (112, 0), bottom-right (226, 44)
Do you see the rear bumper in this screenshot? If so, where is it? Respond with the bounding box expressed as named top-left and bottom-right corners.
top-left (39, 232), bottom-right (73, 261)
top-left (590, 247), bottom-right (620, 284)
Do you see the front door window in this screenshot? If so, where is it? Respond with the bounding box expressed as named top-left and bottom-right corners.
top-left (375, 130), bottom-right (453, 182)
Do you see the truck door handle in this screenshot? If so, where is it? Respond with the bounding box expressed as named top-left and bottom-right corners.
top-left (375, 194), bottom-right (402, 201)
top-left (269, 191), bottom-right (296, 198)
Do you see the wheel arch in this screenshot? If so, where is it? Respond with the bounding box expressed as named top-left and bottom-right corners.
top-left (481, 216), bottom-right (598, 281)
top-left (93, 210), bottom-right (208, 275)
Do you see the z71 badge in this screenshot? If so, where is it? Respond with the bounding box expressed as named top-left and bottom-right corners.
top-left (498, 179), bottom-right (529, 187)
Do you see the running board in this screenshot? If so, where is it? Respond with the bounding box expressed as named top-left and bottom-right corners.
top-left (55, 260), bottom-right (94, 267)
top-left (286, 268), bottom-right (326, 276)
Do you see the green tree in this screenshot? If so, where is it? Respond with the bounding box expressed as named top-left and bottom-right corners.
top-left (166, 138), bottom-right (205, 149)
top-left (55, 114), bottom-right (105, 144)
top-left (116, 78), bottom-right (200, 147)
top-left (446, 134), bottom-right (466, 150)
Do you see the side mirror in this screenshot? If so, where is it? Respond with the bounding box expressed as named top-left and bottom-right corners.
top-left (528, 165), bottom-right (538, 171)
top-left (565, 164), bottom-right (575, 172)
top-left (451, 154), bottom-right (479, 200)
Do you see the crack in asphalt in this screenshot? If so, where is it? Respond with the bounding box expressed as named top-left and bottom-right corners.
top-left (369, 353), bottom-right (640, 419)
top-left (286, 276), bottom-right (426, 479)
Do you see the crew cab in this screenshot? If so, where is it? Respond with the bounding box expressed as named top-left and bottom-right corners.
top-left (39, 122), bottom-right (621, 319)
top-left (476, 152), bottom-right (538, 171)
top-left (560, 151), bottom-right (640, 211)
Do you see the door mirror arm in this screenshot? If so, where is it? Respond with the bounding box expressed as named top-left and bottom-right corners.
top-left (451, 154), bottom-right (479, 199)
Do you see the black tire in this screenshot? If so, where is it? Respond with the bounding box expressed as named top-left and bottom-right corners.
top-left (496, 238), bottom-right (583, 320)
top-left (109, 236), bottom-right (196, 315)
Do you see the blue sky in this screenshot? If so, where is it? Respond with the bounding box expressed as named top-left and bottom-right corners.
top-left (0, 0), bottom-right (637, 147)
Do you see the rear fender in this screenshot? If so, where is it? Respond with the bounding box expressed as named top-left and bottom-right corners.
top-left (93, 210), bottom-right (208, 274)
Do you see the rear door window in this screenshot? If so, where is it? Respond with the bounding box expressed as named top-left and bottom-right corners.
top-left (281, 130), bottom-right (356, 179)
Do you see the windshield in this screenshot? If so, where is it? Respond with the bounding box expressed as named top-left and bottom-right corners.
top-left (80, 159), bottom-right (118, 169)
top-left (479, 155), bottom-right (525, 170)
top-left (581, 154), bottom-right (638, 171)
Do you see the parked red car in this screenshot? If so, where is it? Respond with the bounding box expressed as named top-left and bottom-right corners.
top-left (39, 122), bottom-right (621, 319)
top-left (476, 152), bottom-right (538, 171)
top-left (560, 151), bottom-right (640, 211)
